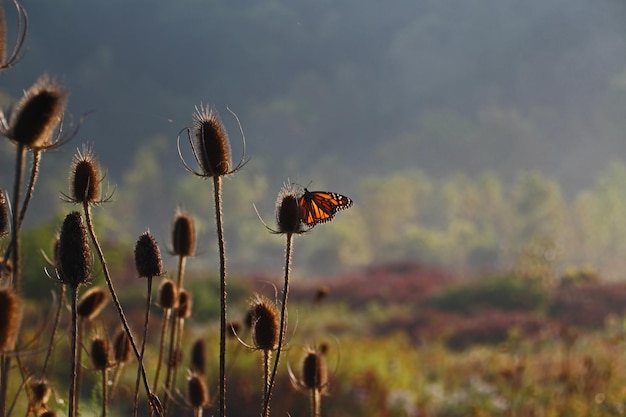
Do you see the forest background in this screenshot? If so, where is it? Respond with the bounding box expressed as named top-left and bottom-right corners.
top-left (2, 0), bottom-right (626, 300)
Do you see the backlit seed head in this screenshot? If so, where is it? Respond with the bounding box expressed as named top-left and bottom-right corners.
top-left (158, 279), bottom-right (177, 309)
top-left (249, 295), bottom-right (279, 351)
top-left (134, 231), bottom-right (163, 278)
top-left (0, 288), bottom-right (22, 352)
top-left (177, 290), bottom-right (192, 319)
top-left (171, 208), bottom-right (196, 257)
top-left (30, 379), bottom-right (52, 406)
top-left (113, 329), bottom-right (131, 364)
top-left (0, 190), bottom-right (8, 237)
top-left (90, 336), bottom-right (110, 370)
top-left (76, 287), bottom-right (108, 320)
top-left (193, 104), bottom-right (232, 177)
top-left (58, 212), bottom-right (92, 287)
top-left (275, 184), bottom-right (304, 234)
top-left (39, 411), bottom-right (57, 417)
top-left (6, 75), bottom-right (66, 149)
top-left (190, 338), bottom-right (207, 376)
top-left (187, 374), bottom-right (209, 408)
top-left (302, 349), bottom-right (328, 390)
top-left (70, 147), bottom-right (102, 204)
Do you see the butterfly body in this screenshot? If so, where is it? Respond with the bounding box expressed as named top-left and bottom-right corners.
top-left (298, 188), bottom-right (353, 227)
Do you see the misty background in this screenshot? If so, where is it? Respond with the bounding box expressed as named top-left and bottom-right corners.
top-left (2, 0), bottom-right (626, 280)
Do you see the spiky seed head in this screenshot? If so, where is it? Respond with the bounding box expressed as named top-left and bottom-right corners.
top-left (113, 329), bottom-right (131, 364)
top-left (31, 379), bottom-right (52, 406)
top-left (7, 75), bottom-right (66, 149)
top-left (0, 288), bottom-right (22, 353)
top-left (39, 412), bottom-right (57, 417)
top-left (275, 184), bottom-right (304, 234)
top-left (193, 104), bottom-right (232, 177)
top-left (158, 279), bottom-right (177, 309)
top-left (90, 336), bottom-right (110, 370)
top-left (302, 350), bottom-right (328, 390)
top-left (0, 190), bottom-right (8, 238)
top-left (190, 338), bottom-right (207, 376)
top-left (228, 320), bottom-right (242, 339)
top-left (318, 342), bottom-right (329, 356)
top-left (249, 295), bottom-right (279, 351)
top-left (70, 147), bottom-right (102, 204)
top-left (134, 231), bottom-right (163, 278)
top-left (76, 287), bottom-right (108, 320)
top-left (177, 290), bottom-right (192, 318)
top-left (58, 212), bottom-right (92, 287)
top-left (187, 374), bottom-right (209, 408)
top-left (171, 209), bottom-right (196, 257)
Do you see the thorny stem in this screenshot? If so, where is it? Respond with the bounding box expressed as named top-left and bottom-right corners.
top-left (310, 388), bottom-right (321, 417)
top-left (101, 366), bottom-right (109, 417)
top-left (213, 176), bottom-right (227, 417)
top-left (263, 232), bottom-right (294, 417)
top-left (133, 276), bottom-right (153, 416)
top-left (81, 202), bottom-right (158, 414)
top-left (262, 350), bottom-right (272, 414)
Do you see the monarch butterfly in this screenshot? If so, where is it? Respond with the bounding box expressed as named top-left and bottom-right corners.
top-left (298, 188), bottom-right (353, 227)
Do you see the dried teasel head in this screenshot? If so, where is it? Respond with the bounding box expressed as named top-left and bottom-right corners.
top-left (190, 338), bottom-right (207, 376)
top-left (187, 373), bottom-right (209, 408)
top-left (113, 328), bottom-right (131, 364)
top-left (275, 183), bottom-right (305, 234)
top-left (3, 75), bottom-right (67, 150)
top-left (134, 231), bottom-right (163, 278)
top-left (0, 287), bottom-right (21, 352)
top-left (76, 287), bottom-right (108, 320)
top-left (30, 379), bottom-right (52, 407)
top-left (301, 348), bottom-right (328, 391)
top-left (193, 105), bottom-right (232, 177)
top-left (177, 290), bottom-right (192, 319)
top-left (171, 208), bottom-right (196, 257)
top-left (157, 279), bottom-right (177, 310)
top-left (249, 295), bottom-right (279, 351)
top-left (67, 146), bottom-right (106, 204)
top-left (57, 211), bottom-right (92, 287)
top-left (90, 336), bottom-right (110, 370)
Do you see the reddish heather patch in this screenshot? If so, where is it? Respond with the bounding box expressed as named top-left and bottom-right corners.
top-left (550, 282), bottom-right (626, 328)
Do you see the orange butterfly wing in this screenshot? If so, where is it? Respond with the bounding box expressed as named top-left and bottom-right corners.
top-left (299, 189), bottom-right (353, 227)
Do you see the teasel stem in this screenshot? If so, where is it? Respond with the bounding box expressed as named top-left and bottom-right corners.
top-left (9, 143), bottom-right (25, 290)
top-left (263, 349), bottom-right (272, 411)
top-left (310, 388), bottom-right (321, 417)
top-left (68, 285), bottom-right (79, 417)
top-left (153, 280), bottom-right (176, 391)
top-left (101, 364), bottom-right (108, 417)
top-left (213, 175), bottom-right (227, 417)
top-left (133, 275), bottom-right (153, 416)
top-left (81, 202), bottom-right (157, 414)
top-left (263, 232), bottom-right (294, 417)
top-left (17, 149), bottom-right (40, 225)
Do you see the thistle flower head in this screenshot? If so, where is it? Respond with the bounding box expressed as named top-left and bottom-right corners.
top-left (0, 287), bottom-right (22, 353)
top-left (171, 208), bottom-right (196, 257)
top-left (249, 294), bottom-right (279, 351)
top-left (134, 231), bottom-right (163, 278)
top-left (193, 104), bottom-right (232, 177)
top-left (3, 75), bottom-right (67, 149)
top-left (58, 211), bottom-right (92, 287)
